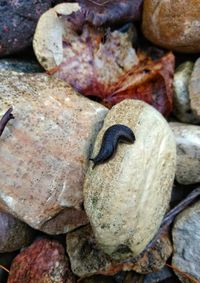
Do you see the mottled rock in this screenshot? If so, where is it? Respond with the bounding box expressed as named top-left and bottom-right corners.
top-left (189, 57), bottom-right (200, 120)
top-left (0, 59), bottom-right (43, 73)
top-left (0, 211), bottom-right (34, 252)
top-left (0, 0), bottom-right (52, 56)
top-left (170, 122), bottom-right (200, 184)
top-left (172, 200), bottom-right (200, 283)
top-left (173, 62), bottom-right (198, 123)
top-left (84, 99), bottom-right (176, 260)
top-left (66, 224), bottom-right (172, 278)
top-left (0, 70), bottom-right (108, 233)
top-left (142, 0), bottom-right (200, 53)
top-left (80, 275), bottom-right (115, 283)
top-left (66, 225), bottom-right (111, 277)
top-left (7, 238), bottom-right (73, 283)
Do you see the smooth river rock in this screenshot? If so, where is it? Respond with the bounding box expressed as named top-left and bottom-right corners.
top-left (0, 70), bottom-right (108, 233)
top-left (84, 99), bottom-right (176, 260)
top-left (0, 211), bottom-right (34, 253)
top-left (170, 122), bottom-right (200, 185)
top-left (189, 57), bottom-right (200, 120)
top-left (142, 0), bottom-right (200, 53)
top-left (172, 200), bottom-right (200, 283)
top-left (173, 61), bottom-right (198, 124)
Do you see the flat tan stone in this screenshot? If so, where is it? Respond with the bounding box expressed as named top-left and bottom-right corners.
top-left (0, 70), bottom-right (108, 232)
top-left (84, 100), bottom-right (176, 260)
top-left (189, 58), bottom-right (200, 120)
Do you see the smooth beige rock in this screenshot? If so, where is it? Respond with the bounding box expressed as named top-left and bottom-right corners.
top-left (170, 122), bottom-right (200, 185)
top-left (173, 62), bottom-right (198, 124)
top-left (0, 70), bottom-right (108, 232)
top-left (33, 3), bottom-right (81, 70)
top-left (172, 200), bottom-right (200, 283)
top-left (189, 58), bottom-right (200, 120)
top-left (84, 100), bottom-right (176, 260)
top-left (142, 0), bottom-right (200, 53)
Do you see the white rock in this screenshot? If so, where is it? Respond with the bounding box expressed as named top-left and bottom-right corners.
top-left (84, 99), bottom-right (176, 260)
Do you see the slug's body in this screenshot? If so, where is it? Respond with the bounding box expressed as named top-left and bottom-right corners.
top-left (90, 124), bottom-right (135, 167)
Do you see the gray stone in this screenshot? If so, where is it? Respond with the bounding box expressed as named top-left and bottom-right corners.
top-left (172, 200), bottom-right (200, 283)
top-left (143, 267), bottom-right (173, 283)
top-left (170, 122), bottom-right (200, 184)
top-left (173, 61), bottom-right (198, 123)
top-left (0, 59), bottom-right (43, 73)
top-left (189, 57), bottom-right (200, 119)
top-left (0, 70), bottom-right (108, 233)
top-left (0, 211), bottom-right (33, 253)
top-left (84, 99), bottom-right (176, 260)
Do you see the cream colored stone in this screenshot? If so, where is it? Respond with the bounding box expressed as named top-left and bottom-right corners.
top-left (0, 70), bottom-right (108, 232)
top-left (33, 3), bottom-right (81, 70)
top-left (142, 0), bottom-right (200, 53)
top-left (170, 122), bottom-right (200, 185)
top-left (84, 100), bottom-right (176, 260)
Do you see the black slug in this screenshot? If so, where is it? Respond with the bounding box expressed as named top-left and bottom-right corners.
top-left (90, 124), bottom-right (135, 168)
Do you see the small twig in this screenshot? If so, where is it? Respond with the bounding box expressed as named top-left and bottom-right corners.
top-left (166, 263), bottom-right (198, 283)
top-left (0, 107), bottom-right (15, 137)
top-left (87, 0), bottom-right (111, 6)
top-left (0, 264), bottom-right (9, 273)
top-left (146, 187), bottom-right (200, 250)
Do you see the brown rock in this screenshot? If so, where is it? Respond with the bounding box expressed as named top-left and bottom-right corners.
top-left (189, 57), bottom-right (200, 120)
top-left (66, 224), bottom-right (172, 278)
top-left (7, 238), bottom-right (73, 283)
top-left (0, 211), bottom-right (34, 253)
top-left (0, 70), bottom-right (108, 233)
top-left (142, 0), bottom-right (200, 53)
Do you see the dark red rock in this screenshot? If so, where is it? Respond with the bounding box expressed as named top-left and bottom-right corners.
top-left (0, 0), bottom-right (52, 56)
top-left (7, 238), bottom-right (73, 283)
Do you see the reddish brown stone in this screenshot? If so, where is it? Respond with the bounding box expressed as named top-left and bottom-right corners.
top-left (7, 238), bottom-right (73, 283)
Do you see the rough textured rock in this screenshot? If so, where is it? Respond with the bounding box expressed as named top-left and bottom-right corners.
top-left (189, 57), bottom-right (200, 120)
top-left (173, 61), bottom-right (198, 124)
top-left (142, 0), bottom-right (200, 53)
top-left (0, 211), bottom-right (34, 253)
top-left (0, 59), bottom-right (43, 73)
top-left (170, 122), bottom-right (200, 185)
top-left (172, 200), bottom-right (200, 283)
top-left (7, 238), bottom-right (73, 283)
top-left (84, 99), bottom-right (176, 260)
top-left (66, 225), bottom-right (111, 277)
top-left (0, 70), bottom-right (108, 233)
top-left (0, 0), bottom-right (52, 56)
top-left (66, 224), bottom-right (172, 278)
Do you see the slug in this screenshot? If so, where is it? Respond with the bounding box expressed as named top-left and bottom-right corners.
top-left (90, 124), bottom-right (135, 168)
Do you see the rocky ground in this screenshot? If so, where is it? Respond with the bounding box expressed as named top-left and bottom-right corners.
top-left (0, 1), bottom-right (200, 283)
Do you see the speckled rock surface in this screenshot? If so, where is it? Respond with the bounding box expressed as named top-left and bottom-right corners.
top-left (84, 99), bottom-right (176, 260)
top-left (170, 122), bottom-right (200, 184)
top-left (142, 0), bottom-right (200, 53)
top-left (0, 70), bottom-right (108, 233)
top-left (172, 200), bottom-right (200, 283)
top-left (189, 57), bottom-right (200, 120)
top-left (173, 61), bottom-right (198, 123)
top-left (0, 211), bottom-right (33, 252)
top-left (7, 238), bottom-right (73, 283)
